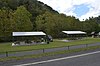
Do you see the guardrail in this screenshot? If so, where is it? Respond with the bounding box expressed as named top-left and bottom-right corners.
top-left (0, 42), bottom-right (100, 58)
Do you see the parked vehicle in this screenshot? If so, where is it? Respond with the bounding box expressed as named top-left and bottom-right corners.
top-left (47, 35), bottom-right (53, 42)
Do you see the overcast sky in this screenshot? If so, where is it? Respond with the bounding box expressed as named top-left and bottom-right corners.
top-left (38, 0), bottom-right (100, 21)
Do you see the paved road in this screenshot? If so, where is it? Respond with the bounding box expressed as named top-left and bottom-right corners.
top-left (14, 50), bottom-right (100, 66)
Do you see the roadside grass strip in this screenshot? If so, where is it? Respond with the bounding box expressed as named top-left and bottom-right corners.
top-left (0, 45), bottom-right (100, 62)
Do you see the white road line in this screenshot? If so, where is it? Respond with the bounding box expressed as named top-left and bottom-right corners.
top-left (13, 51), bottom-right (100, 66)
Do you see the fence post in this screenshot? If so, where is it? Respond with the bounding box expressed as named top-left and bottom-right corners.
top-left (6, 51), bottom-right (8, 57)
top-left (86, 44), bottom-right (88, 48)
top-left (68, 46), bottom-right (70, 50)
top-left (85, 44), bottom-right (88, 50)
top-left (43, 49), bottom-right (45, 53)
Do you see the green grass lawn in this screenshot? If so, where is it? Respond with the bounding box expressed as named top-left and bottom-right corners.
top-left (0, 38), bottom-right (100, 53)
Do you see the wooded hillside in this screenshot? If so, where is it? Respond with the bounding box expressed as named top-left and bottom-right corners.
top-left (0, 0), bottom-right (100, 41)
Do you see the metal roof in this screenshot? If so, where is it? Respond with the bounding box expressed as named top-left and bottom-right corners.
top-left (62, 31), bottom-right (86, 34)
top-left (12, 32), bottom-right (46, 36)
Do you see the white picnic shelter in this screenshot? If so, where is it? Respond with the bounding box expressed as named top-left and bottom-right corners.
top-left (12, 32), bottom-right (47, 46)
top-left (62, 31), bottom-right (86, 40)
top-left (12, 32), bottom-right (46, 36)
top-left (62, 31), bottom-right (86, 35)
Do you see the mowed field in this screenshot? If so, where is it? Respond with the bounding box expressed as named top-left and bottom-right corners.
top-left (0, 38), bottom-right (100, 53)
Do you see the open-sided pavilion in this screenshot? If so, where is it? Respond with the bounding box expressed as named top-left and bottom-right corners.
top-left (12, 32), bottom-right (48, 46)
top-left (13, 32), bottom-right (46, 36)
top-left (62, 31), bottom-right (87, 40)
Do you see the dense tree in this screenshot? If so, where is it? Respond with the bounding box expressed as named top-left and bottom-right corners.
top-left (36, 12), bottom-right (80, 37)
top-left (0, 7), bottom-right (14, 37)
top-left (65, 16), bottom-right (80, 31)
top-left (79, 18), bottom-right (99, 35)
top-left (13, 6), bottom-right (33, 31)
